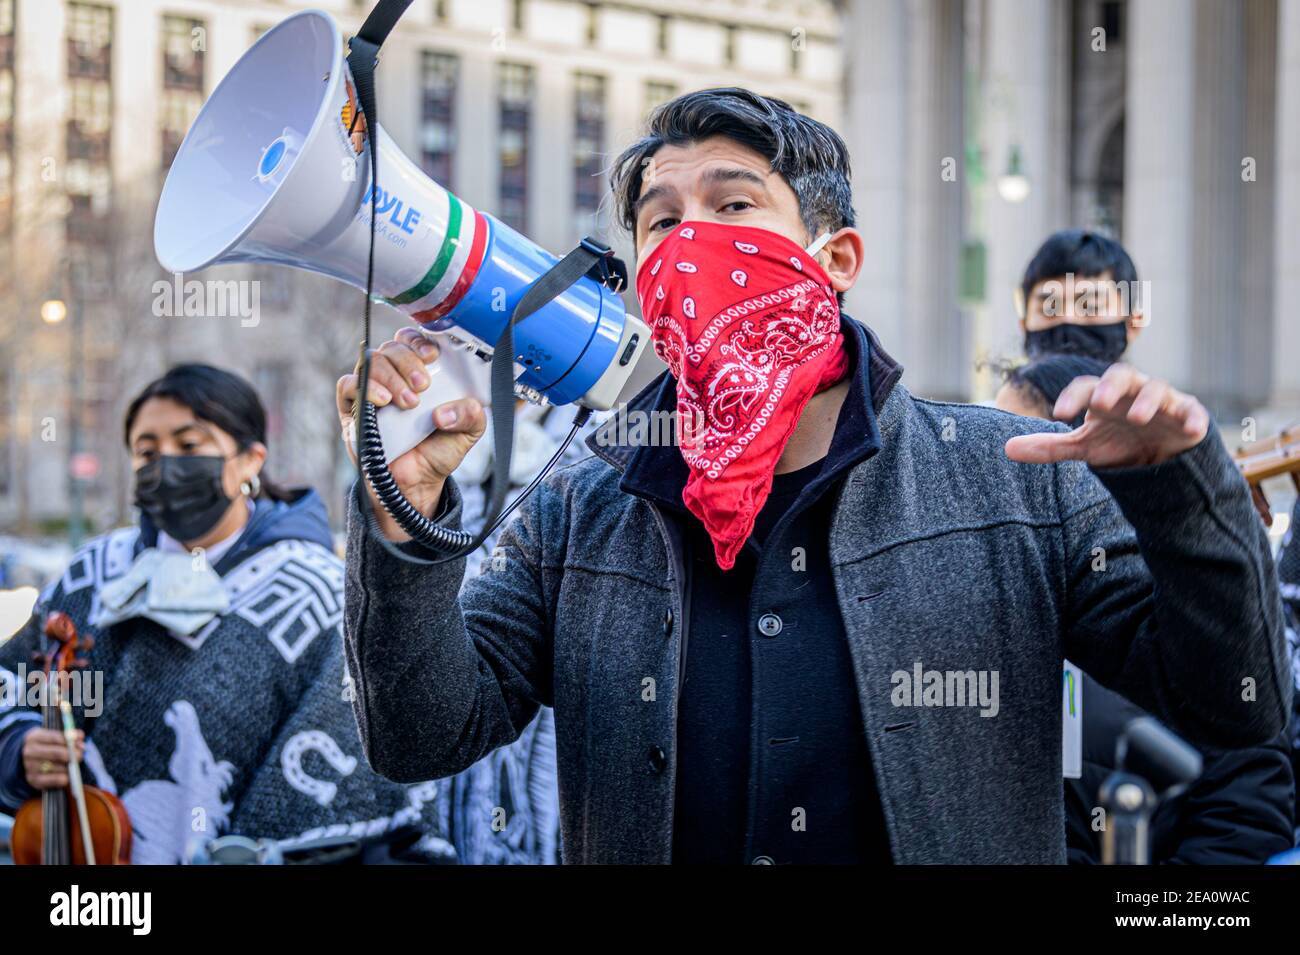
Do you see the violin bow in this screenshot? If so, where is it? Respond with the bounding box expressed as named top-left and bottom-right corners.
top-left (58, 694), bottom-right (96, 865)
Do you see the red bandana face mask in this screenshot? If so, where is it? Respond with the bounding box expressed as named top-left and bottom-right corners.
top-left (636, 221), bottom-right (850, 570)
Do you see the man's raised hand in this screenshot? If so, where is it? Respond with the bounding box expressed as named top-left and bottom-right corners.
top-left (1004, 363), bottom-right (1210, 469)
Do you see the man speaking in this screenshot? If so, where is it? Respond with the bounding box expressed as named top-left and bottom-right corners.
top-left (336, 88), bottom-right (1290, 864)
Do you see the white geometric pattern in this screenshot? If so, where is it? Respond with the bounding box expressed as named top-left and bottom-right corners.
top-left (188, 540), bottom-right (343, 664)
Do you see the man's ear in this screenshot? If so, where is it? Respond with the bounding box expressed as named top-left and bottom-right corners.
top-left (817, 228), bottom-right (864, 294)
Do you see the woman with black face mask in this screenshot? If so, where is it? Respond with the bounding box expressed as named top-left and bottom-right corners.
top-left (0, 365), bottom-right (450, 864)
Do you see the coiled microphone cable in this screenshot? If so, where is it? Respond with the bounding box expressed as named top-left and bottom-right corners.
top-left (347, 23), bottom-right (611, 564)
top-left (355, 395), bottom-right (592, 558)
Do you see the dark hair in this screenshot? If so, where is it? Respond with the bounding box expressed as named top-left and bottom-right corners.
top-left (124, 363), bottom-right (293, 502)
top-left (1004, 354), bottom-right (1111, 428)
top-left (609, 87), bottom-right (855, 239)
top-left (1020, 229), bottom-right (1139, 312)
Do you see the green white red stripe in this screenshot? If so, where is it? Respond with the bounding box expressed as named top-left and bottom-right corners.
top-left (388, 191), bottom-right (486, 319)
top-left (411, 208), bottom-right (489, 324)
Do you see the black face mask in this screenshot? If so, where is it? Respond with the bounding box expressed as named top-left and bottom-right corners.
top-left (1024, 320), bottom-right (1129, 363)
top-left (133, 455), bottom-right (233, 543)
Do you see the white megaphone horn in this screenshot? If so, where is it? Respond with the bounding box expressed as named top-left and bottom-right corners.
top-left (154, 8), bottom-right (649, 463)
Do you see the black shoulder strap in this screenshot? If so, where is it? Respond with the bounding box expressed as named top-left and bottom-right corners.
top-left (346, 0), bottom-right (618, 564)
top-left (354, 0), bottom-right (415, 49)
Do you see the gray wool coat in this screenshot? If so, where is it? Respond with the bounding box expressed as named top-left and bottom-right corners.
top-left (343, 320), bottom-right (1290, 864)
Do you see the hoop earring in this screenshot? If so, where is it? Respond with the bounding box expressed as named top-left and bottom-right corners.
top-left (240, 474), bottom-right (261, 498)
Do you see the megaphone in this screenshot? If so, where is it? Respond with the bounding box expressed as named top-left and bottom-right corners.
top-left (154, 8), bottom-right (649, 464)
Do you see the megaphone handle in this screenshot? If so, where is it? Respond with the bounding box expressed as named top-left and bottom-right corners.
top-left (346, 0), bottom-right (606, 561)
top-left (375, 395), bottom-right (437, 465)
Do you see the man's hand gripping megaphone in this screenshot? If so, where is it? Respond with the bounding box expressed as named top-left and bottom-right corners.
top-left (337, 330), bottom-right (487, 543)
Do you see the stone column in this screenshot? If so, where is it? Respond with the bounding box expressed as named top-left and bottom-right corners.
top-left (1273, 0), bottom-right (1300, 412)
top-left (1189, 0), bottom-right (1248, 421)
top-left (903, 0), bottom-right (967, 400)
top-left (982, 0), bottom-right (1071, 366)
top-left (454, 48), bottom-right (496, 215)
top-left (843, 0), bottom-right (965, 399)
top-left (1238, 0), bottom-right (1277, 416)
top-left (1122, 0), bottom-right (1197, 390)
top-left (531, 56), bottom-right (572, 256)
top-left (842, 0), bottom-right (908, 362)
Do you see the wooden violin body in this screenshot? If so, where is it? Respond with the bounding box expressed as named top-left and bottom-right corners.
top-left (1233, 425), bottom-right (1300, 528)
top-left (7, 612), bottom-right (132, 865)
top-left (10, 785), bottom-right (131, 865)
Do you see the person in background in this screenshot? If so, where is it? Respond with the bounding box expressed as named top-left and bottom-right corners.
top-left (1018, 229), bottom-right (1144, 364)
top-left (0, 364), bottom-right (450, 863)
top-left (995, 354), bottom-right (1111, 427)
top-left (996, 355), bottom-right (1296, 862)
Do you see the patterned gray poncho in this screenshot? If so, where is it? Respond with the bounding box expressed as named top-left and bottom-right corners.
top-left (0, 490), bottom-right (451, 864)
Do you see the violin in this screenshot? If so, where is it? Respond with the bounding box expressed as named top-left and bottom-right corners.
top-left (1233, 425), bottom-right (1300, 528)
top-left (9, 612), bottom-right (132, 865)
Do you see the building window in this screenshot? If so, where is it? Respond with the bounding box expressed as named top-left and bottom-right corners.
top-left (645, 80), bottom-right (677, 115)
top-left (67, 3), bottom-right (112, 80)
top-left (66, 3), bottom-right (112, 245)
top-left (0, 0), bottom-right (14, 234)
top-left (161, 15), bottom-right (205, 167)
top-left (498, 62), bottom-right (534, 234)
top-left (421, 51), bottom-right (458, 189)
top-left (573, 72), bottom-right (605, 234)
top-left (162, 15), bottom-right (204, 91)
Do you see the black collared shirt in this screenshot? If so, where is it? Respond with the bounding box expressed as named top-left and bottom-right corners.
top-left (604, 317), bottom-right (901, 864)
top-left (631, 319), bottom-right (896, 865)
top-left (670, 452), bottom-right (891, 864)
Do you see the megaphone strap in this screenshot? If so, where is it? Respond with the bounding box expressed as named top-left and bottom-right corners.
top-left (346, 0), bottom-right (613, 564)
top-left (353, 0), bottom-right (416, 52)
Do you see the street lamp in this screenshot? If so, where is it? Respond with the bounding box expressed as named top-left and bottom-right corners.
top-left (40, 298), bottom-right (68, 325)
top-left (42, 283), bottom-right (86, 548)
top-left (996, 145), bottom-right (1030, 203)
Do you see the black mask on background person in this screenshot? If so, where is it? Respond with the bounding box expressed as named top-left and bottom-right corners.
top-left (133, 454), bottom-right (234, 543)
top-left (1024, 320), bottom-right (1129, 363)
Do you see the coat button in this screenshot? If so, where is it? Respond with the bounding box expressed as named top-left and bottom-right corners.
top-left (757, 613), bottom-right (783, 637)
top-left (648, 746), bottom-right (667, 774)
top-left (663, 608), bottom-right (673, 636)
